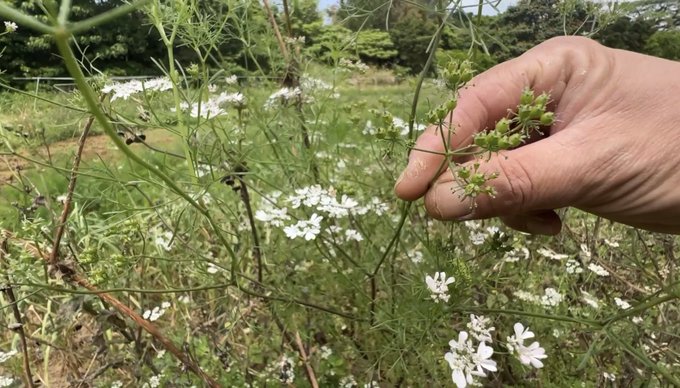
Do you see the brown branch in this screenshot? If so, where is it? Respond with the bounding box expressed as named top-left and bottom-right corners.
top-left (4, 102), bottom-right (221, 386)
top-left (48, 97), bottom-right (101, 266)
top-left (1, 238), bottom-right (35, 388)
top-left (261, 0), bottom-right (289, 61)
top-left (294, 331), bottom-right (319, 388)
top-left (70, 274), bottom-right (220, 387)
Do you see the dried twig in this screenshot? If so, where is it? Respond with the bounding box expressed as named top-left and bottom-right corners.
top-left (294, 331), bottom-right (319, 388)
top-left (1, 238), bottom-right (35, 388)
top-left (18, 102), bottom-right (221, 387)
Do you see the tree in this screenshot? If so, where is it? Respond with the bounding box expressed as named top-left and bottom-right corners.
top-left (389, 9), bottom-right (437, 74)
top-left (645, 30), bottom-right (680, 60)
top-left (594, 16), bottom-right (656, 52)
top-left (356, 29), bottom-right (397, 65)
top-left (488, 0), bottom-right (594, 61)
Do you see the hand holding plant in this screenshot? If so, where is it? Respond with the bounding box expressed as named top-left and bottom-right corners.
top-left (395, 36), bottom-right (680, 235)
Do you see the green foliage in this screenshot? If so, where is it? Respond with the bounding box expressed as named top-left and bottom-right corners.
top-left (594, 16), bottom-right (656, 52)
top-left (356, 29), bottom-right (397, 64)
top-left (645, 29), bottom-right (680, 60)
top-left (307, 24), bottom-right (355, 63)
top-left (389, 10), bottom-right (438, 74)
top-left (488, 0), bottom-right (598, 61)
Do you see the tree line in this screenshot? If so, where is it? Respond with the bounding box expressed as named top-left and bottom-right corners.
top-left (0, 0), bottom-right (678, 81)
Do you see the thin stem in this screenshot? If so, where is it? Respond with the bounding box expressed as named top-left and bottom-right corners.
top-left (0, 3), bottom-right (54, 34)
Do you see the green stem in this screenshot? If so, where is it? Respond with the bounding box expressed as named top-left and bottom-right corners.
top-left (0, 3), bottom-right (54, 34)
top-left (53, 28), bottom-right (238, 280)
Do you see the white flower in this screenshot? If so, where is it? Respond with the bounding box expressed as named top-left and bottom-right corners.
top-left (604, 239), bottom-right (620, 248)
top-left (265, 87), bottom-right (302, 109)
top-left (614, 297), bottom-right (631, 310)
top-left (507, 322), bottom-right (547, 368)
top-left (579, 243), bottom-right (591, 260)
top-left (425, 272), bottom-right (455, 303)
top-left (407, 249), bottom-right (423, 264)
top-left (339, 375), bottom-right (358, 388)
top-left (0, 376), bottom-right (14, 388)
top-left (154, 230), bottom-right (174, 251)
top-left (581, 290), bottom-right (600, 309)
top-left (444, 331), bottom-right (496, 388)
top-left (470, 232), bottom-right (486, 245)
top-left (514, 290), bottom-right (540, 304)
top-left (540, 288), bottom-right (563, 307)
top-left (472, 341), bottom-right (497, 375)
top-left (207, 263), bottom-right (221, 274)
top-left (516, 340), bottom-right (547, 368)
top-left (283, 213), bottom-right (323, 241)
top-left (506, 322), bottom-right (535, 352)
top-left (467, 314), bottom-right (495, 343)
top-left (603, 372), bottom-right (616, 381)
top-left (632, 316), bottom-right (643, 324)
top-left (587, 263), bottom-right (609, 277)
top-left (110, 381), bottom-right (123, 388)
top-left (0, 349), bottom-right (17, 363)
top-left (102, 77), bottom-right (172, 101)
top-left (3, 21), bottom-right (17, 33)
top-left (504, 247), bottom-right (529, 263)
top-left (143, 374), bottom-right (163, 388)
top-left (319, 345), bottom-right (332, 359)
top-left (344, 229), bottom-right (363, 242)
top-left (142, 305), bottom-right (167, 322)
top-left (537, 248), bottom-right (568, 261)
top-left (225, 75), bottom-right (238, 85)
top-left (566, 259), bottom-right (584, 274)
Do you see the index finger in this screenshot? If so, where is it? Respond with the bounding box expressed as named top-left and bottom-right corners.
top-left (394, 37), bottom-right (583, 201)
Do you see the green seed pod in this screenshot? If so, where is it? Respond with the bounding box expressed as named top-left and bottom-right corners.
top-left (509, 133), bottom-right (523, 147)
top-left (457, 167), bottom-right (471, 179)
top-left (535, 93), bottom-right (549, 107)
top-left (446, 98), bottom-right (457, 112)
top-left (474, 134), bottom-right (487, 147)
top-left (520, 88), bottom-right (534, 105)
top-left (498, 137), bottom-right (511, 149)
top-left (540, 112), bottom-right (555, 126)
top-left (495, 118), bottom-right (511, 134)
top-left (518, 106), bottom-right (531, 121)
top-left (530, 106), bottom-right (544, 120)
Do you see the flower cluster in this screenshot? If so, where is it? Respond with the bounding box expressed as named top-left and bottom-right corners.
top-left (506, 323), bottom-right (547, 368)
top-left (178, 92), bottom-right (246, 119)
top-left (102, 77), bottom-right (173, 101)
top-left (444, 317), bottom-right (497, 388)
top-left (514, 287), bottom-right (564, 308)
top-left (284, 213), bottom-right (323, 241)
top-left (3, 21), bottom-right (17, 33)
top-left (339, 58), bottom-right (369, 73)
top-left (0, 349), bottom-right (17, 364)
top-left (425, 271), bottom-right (455, 303)
top-left (363, 117), bottom-right (426, 137)
top-left (0, 376), bottom-right (14, 388)
top-left (587, 263), bottom-right (610, 277)
top-left (265, 86), bottom-right (302, 109)
top-left (255, 186), bottom-right (390, 242)
top-left (142, 301), bottom-right (171, 321)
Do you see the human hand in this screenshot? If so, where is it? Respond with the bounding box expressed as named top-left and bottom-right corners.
top-left (394, 36), bottom-right (680, 235)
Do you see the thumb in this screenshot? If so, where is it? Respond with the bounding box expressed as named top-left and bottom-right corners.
top-left (422, 131), bottom-right (586, 222)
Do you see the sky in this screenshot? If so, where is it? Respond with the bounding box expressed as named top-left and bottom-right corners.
top-left (317, 0), bottom-right (516, 15)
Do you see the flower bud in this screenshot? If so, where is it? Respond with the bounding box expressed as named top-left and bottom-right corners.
top-left (540, 112), bottom-right (555, 126)
top-left (535, 93), bottom-right (549, 107)
top-left (495, 118), bottom-right (511, 134)
top-left (520, 88), bottom-right (534, 105)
